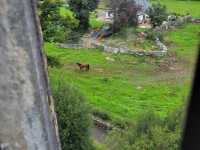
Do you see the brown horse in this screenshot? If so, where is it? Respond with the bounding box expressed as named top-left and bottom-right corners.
top-left (76, 63), bottom-right (90, 71)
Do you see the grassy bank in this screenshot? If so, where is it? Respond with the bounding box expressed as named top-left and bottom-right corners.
top-left (45, 24), bottom-right (199, 125)
top-left (152, 0), bottom-right (200, 18)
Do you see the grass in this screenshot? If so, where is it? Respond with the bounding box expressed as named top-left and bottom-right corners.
top-left (45, 24), bottom-right (199, 125)
top-left (152, 0), bottom-right (200, 18)
top-left (164, 23), bottom-right (200, 64)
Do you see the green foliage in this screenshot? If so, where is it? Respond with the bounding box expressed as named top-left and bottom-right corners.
top-left (68, 0), bottom-right (99, 30)
top-left (109, 0), bottom-right (141, 32)
top-left (89, 12), bottom-right (105, 29)
top-left (93, 141), bottom-right (108, 150)
top-left (38, 0), bottom-right (79, 42)
top-left (47, 55), bottom-right (61, 67)
top-left (147, 3), bottom-right (168, 27)
top-left (105, 108), bottom-right (184, 150)
top-left (52, 81), bottom-right (94, 150)
top-left (146, 30), bottom-right (164, 41)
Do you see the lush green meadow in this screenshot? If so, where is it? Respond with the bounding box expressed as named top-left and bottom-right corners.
top-left (152, 0), bottom-right (200, 18)
top-left (45, 23), bottom-right (199, 125)
top-left (164, 23), bottom-right (200, 62)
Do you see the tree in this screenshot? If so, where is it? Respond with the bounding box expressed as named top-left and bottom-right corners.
top-left (38, 0), bottom-right (79, 42)
top-left (146, 3), bottom-right (168, 27)
top-left (109, 0), bottom-right (141, 32)
top-left (68, 0), bottom-right (99, 31)
top-left (52, 82), bottom-right (94, 150)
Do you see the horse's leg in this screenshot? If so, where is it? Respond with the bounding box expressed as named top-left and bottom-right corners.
top-left (86, 65), bottom-right (90, 71)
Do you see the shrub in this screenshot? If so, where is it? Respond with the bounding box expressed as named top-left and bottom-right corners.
top-left (46, 55), bottom-right (61, 67)
top-left (105, 108), bottom-right (184, 150)
top-left (146, 3), bottom-right (168, 27)
top-left (89, 12), bottom-right (105, 29)
top-left (53, 82), bottom-right (94, 150)
top-left (146, 30), bottom-right (164, 41)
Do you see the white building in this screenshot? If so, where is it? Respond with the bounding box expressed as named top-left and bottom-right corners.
top-left (97, 0), bottom-right (150, 24)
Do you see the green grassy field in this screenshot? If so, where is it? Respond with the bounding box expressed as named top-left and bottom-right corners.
top-left (45, 23), bottom-right (199, 125)
top-left (164, 23), bottom-right (200, 63)
top-left (152, 0), bottom-right (200, 18)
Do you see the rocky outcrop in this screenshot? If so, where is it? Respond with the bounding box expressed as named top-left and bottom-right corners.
top-left (0, 0), bottom-right (60, 149)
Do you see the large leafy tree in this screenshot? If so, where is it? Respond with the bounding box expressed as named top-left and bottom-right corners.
top-left (109, 0), bottom-right (141, 32)
top-left (146, 3), bottom-right (168, 27)
top-left (68, 0), bottom-right (99, 30)
top-left (38, 0), bottom-right (79, 42)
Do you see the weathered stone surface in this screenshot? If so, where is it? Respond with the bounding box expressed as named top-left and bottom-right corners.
top-left (0, 0), bottom-right (60, 149)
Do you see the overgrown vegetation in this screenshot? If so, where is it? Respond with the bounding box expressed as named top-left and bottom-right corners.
top-left (146, 30), bottom-right (164, 41)
top-left (105, 107), bottom-right (185, 150)
top-left (146, 3), bottom-right (168, 27)
top-left (47, 55), bottom-right (61, 67)
top-left (89, 12), bottom-right (105, 29)
top-left (52, 80), bottom-right (94, 150)
top-left (38, 0), bottom-right (79, 42)
top-left (109, 0), bottom-right (141, 32)
top-left (68, 0), bottom-right (99, 30)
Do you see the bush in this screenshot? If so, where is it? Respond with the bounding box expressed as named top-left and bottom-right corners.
top-left (89, 12), bottom-right (105, 29)
top-left (146, 3), bottom-right (168, 27)
top-left (47, 55), bottom-right (61, 67)
top-left (53, 82), bottom-right (94, 150)
top-left (146, 30), bottom-right (164, 41)
top-left (105, 108), bottom-right (184, 150)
